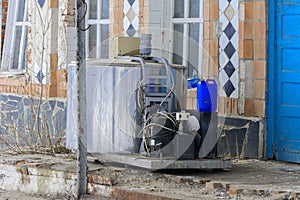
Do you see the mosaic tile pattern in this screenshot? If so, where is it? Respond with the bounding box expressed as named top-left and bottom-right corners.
top-left (219, 0), bottom-right (239, 98)
top-left (123, 0), bottom-right (139, 37)
top-left (38, 0), bottom-right (46, 8)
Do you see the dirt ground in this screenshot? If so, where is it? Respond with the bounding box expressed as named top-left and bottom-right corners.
top-left (0, 189), bottom-right (117, 200)
top-left (87, 159), bottom-right (300, 200)
top-left (0, 189), bottom-right (72, 200)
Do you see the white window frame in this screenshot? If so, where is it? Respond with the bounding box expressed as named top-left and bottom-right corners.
top-left (86, 0), bottom-right (110, 59)
top-left (1, 0), bottom-right (29, 72)
top-left (169, 0), bottom-right (204, 78)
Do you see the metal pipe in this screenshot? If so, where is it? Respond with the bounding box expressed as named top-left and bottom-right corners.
top-left (149, 57), bottom-right (175, 109)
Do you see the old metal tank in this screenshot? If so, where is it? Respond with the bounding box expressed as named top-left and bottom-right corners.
top-left (66, 57), bottom-right (187, 154)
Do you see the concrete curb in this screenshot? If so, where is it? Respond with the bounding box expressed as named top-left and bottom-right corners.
top-left (0, 160), bottom-right (300, 200)
top-left (0, 163), bottom-right (76, 196)
top-left (0, 163), bottom-right (184, 199)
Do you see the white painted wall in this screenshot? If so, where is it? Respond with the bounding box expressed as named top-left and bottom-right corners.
top-left (28, 1), bottom-right (60, 84)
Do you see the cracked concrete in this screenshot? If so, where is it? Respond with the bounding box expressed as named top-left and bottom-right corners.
top-left (0, 151), bottom-right (299, 199)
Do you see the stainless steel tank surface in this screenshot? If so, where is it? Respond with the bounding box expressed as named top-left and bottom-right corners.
top-left (66, 58), bottom-right (187, 154)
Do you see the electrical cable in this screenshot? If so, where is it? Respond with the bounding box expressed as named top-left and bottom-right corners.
top-left (78, 0), bottom-right (91, 31)
top-left (150, 58), bottom-right (175, 112)
top-left (138, 122), bottom-right (177, 138)
top-left (129, 56), bottom-right (182, 155)
top-left (144, 111), bottom-right (178, 130)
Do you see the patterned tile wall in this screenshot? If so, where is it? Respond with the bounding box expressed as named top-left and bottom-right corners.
top-left (219, 0), bottom-right (239, 98)
top-left (123, 0), bottom-right (139, 37)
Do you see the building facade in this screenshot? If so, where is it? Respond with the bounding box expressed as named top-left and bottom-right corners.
top-left (0, 0), bottom-right (299, 163)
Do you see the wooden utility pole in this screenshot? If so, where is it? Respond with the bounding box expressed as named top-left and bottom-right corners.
top-left (76, 0), bottom-right (87, 198)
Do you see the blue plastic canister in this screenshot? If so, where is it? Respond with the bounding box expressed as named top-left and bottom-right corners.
top-left (197, 79), bottom-right (218, 112)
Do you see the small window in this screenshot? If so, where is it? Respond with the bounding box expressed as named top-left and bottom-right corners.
top-left (86, 0), bottom-right (110, 59)
top-left (171, 0), bottom-right (203, 78)
top-left (1, 0), bottom-right (29, 71)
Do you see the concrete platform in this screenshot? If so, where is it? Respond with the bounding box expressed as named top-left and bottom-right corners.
top-left (95, 153), bottom-right (232, 170)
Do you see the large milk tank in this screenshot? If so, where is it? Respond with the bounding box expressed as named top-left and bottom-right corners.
top-left (66, 57), bottom-right (187, 154)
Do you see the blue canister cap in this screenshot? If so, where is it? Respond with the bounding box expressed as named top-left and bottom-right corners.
top-left (187, 78), bottom-right (200, 89)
